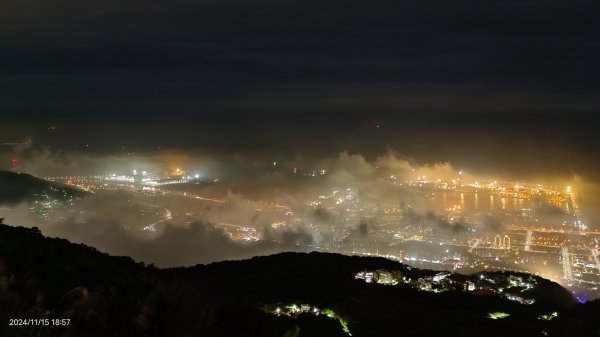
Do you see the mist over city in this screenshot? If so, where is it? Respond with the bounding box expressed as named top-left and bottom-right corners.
top-left (3, 131), bottom-right (600, 296)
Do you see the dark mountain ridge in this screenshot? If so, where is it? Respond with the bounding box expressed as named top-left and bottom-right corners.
top-left (0, 223), bottom-right (598, 337)
top-left (0, 170), bottom-right (89, 206)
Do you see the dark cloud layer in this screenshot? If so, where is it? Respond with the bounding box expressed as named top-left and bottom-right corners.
top-left (1, 0), bottom-right (599, 119)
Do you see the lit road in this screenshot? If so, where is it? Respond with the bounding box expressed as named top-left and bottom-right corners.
top-left (505, 225), bottom-right (600, 236)
top-left (164, 190), bottom-right (226, 204)
top-left (145, 208), bottom-right (172, 232)
top-left (46, 175), bottom-right (290, 212)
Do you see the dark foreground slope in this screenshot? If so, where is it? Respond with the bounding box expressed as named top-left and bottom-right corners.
top-left (0, 224), bottom-right (597, 337)
top-left (0, 170), bottom-right (88, 206)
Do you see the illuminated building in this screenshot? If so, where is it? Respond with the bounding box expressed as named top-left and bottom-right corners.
top-left (494, 235), bottom-right (502, 249)
top-left (493, 235), bottom-right (511, 250)
top-left (355, 270), bottom-right (403, 285)
top-left (432, 272), bottom-right (450, 283)
top-left (506, 293), bottom-right (535, 305)
top-left (503, 235), bottom-right (511, 250)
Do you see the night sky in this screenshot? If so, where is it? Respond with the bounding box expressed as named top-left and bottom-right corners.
top-left (1, 0), bottom-right (600, 180)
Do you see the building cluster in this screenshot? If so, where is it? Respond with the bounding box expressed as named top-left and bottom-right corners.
top-left (265, 303), bottom-right (351, 336)
top-left (272, 303), bottom-right (320, 316)
top-left (354, 270), bottom-right (404, 285)
top-left (306, 175), bottom-right (600, 299)
top-left (354, 269), bottom-right (537, 305)
top-left (493, 235), bottom-right (511, 250)
top-left (39, 164), bottom-right (600, 299)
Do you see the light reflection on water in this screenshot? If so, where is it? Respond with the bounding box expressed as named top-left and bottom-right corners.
top-left (420, 190), bottom-right (564, 214)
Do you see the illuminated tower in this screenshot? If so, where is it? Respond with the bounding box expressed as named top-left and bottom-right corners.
top-left (503, 235), bottom-right (511, 250)
top-left (493, 235), bottom-right (502, 249)
top-left (561, 247), bottom-right (573, 280)
top-left (525, 230), bottom-right (532, 252)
